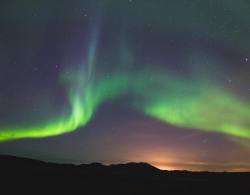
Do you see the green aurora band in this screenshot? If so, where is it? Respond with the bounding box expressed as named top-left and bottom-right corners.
top-left (0, 67), bottom-right (250, 142)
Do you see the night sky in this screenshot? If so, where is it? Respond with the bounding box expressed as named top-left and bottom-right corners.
top-left (0, 0), bottom-right (250, 171)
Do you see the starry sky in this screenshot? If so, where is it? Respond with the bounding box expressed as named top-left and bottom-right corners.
top-left (0, 0), bottom-right (250, 171)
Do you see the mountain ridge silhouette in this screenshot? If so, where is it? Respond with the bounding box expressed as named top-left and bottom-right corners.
top-left (1, 154), bottom-right (250, 194)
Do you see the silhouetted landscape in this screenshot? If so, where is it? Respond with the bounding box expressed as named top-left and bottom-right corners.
top-left (1, 155), bottom-right (250, 194)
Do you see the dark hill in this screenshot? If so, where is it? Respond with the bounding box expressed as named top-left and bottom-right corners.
top-left (1, 155), bottom-right (250, 194)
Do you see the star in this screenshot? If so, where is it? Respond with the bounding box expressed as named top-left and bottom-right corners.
top-left (33, 67), bottom-right (39, 72)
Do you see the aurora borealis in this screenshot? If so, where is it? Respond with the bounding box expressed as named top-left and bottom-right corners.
top-left (0, 0), bottom-right (250, 171)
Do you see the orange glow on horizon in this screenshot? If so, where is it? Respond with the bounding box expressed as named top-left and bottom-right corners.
top-left (152, 163), bottom-right (177, 171)
top-left (118, 148), bottom-right (250, 172)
